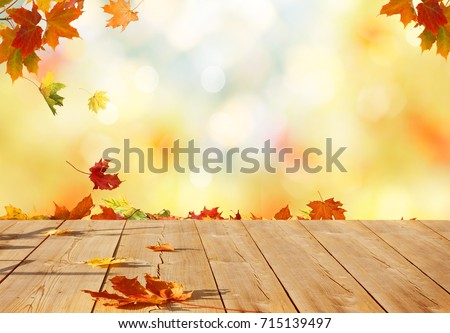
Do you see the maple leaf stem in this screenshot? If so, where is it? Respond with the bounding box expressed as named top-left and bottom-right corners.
top-left (22, 76), bottom-right (40, 89)
top-left (66, 160), bottom-right (90, 175)
top-left (317, 191), bottom-right (324, 202)
top-left (124, 208), bottom-right (142, 220)
top-left (79, 87), bottom-right (93, 95)
top-left (132, 0), bottom-right (145, 11)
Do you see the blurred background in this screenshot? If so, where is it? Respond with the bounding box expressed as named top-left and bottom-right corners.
top-left (1, 0), bottom-right (450, 219)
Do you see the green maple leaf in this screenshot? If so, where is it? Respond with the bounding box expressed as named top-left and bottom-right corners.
top-left (39, 72), bottom-right (65, 115)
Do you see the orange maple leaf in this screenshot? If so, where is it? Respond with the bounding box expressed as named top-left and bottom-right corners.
top-left (380, 0), bottom-right (418, 27)
top-left (146, 243), bottom-right (175, 252)
top-left (307, 197), bottom-right (346, 220)
top-left (82, 274), bottom-right (192, 308)
top-left (274, 205), bottom-right (292, 220)
top-left (43, 2), bottom-right (83, 49)
top-left (103, 0), bottom-right (139, 31)
top-left (52, 194), bottom-right (94, 220)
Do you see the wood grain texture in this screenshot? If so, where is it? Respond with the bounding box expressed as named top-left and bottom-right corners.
top-left (244, 220), bottom-right (383, 313)
top-left (419, 220), bottom-right (450, 241)
top-left (95, 220), bottom-right (223, 313)
top-left (361, 220), bottom-right (450, 293)
top-left (302, 220), bottom-right (450, 312)
top-left (0, 220), bottom-right (125, 312)
top-left (196, 220), bottom-right (296, 313)
top-left (0, 220), bottom-right (62, 280)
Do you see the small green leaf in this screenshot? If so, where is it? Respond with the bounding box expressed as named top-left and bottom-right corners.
top-left (39, 72), bottom-right (66, 115)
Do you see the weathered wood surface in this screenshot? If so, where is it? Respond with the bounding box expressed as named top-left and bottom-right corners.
top-left (0, 220), bottom-right (449, 313)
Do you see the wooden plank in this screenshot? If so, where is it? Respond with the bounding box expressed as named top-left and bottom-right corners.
top-left (243, 220), bottom-right (383, 312)
top-left (95, 220), bottom-right (223, 313)
top-left (419, 220), bottom-right (450, 241)
top-left (361, 220), bottom-right (450, 293)
top-left (0, 220), bottom-right (125, 312)
top-left (196, 220), bottom-right (297, 313)
top-left (0, 220), bottom-right (62, 280)
top-left (302, 220), bottom-right (450, 313)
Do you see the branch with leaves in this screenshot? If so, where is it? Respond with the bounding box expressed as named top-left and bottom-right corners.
top-left (0, 0), bottom-right (140, 114)
top-left (380, 0), bottom-right (450, 58)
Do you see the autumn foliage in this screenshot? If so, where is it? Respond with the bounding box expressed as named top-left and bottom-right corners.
top-left (0, 0), bottom-right (140, 114)
top-left (380, 0), bottom-right (450, 58)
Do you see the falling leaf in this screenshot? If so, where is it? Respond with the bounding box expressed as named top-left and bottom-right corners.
top-left (44, 229), bottom-right (73, 236)
top-left (82, 274), bottom-right (192, 308)
top-left (7, 3), bottom-right (43, 58)
top-left (89, 158), bottom-right (122, 190)
top-left (103, 196), bottom-right (148, 220)
top-left (307, 197), bottom-right (346, 220)
top-left (188, 207), bottom-right (224, 220)
top-left (146, 243), bottom-right (175, 252)
top-left (52, 194), bottom-right (94, 220)
top-left (103, 0), bottom-right (139, 31)
top-left (88, 91), bottom-right (109, 113)
top-left (84, 257), bottom-right (128, 268)
top-left (39, 72), bottom-right (65, 115)
top-left (91, 205), bottom-right (125, 220)
top-left (0, 205), bottom-right (28, 220)
top-left (417, 0), bottom-right (447, 35)
top-left (43, 2), bottom-right (83, 49)
top-left (380, 0), bottom-right (417, 27)
top-left (274, 205), bottom-right (292, 220)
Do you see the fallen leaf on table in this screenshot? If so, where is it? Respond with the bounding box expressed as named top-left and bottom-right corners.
top-left (188, 206), bottom-right (224, 220)
top-left (84, 257), bottom-right (128, 268)
top-left (82, 274), bottom-right (192, 308)
top-left (146, 243), bottom-right (175, 252)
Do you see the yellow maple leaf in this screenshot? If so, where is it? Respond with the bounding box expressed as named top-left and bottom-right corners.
top-left (146, 243), bottom-right (176, 252)
top-left (84, 257), bottom-right (128, 268)
top-left (88, 91), bottom-right (109, 113)
top-left (103, 0), bottom-right (139, 31)
top-left (0, 205), bottom-right (28, 220)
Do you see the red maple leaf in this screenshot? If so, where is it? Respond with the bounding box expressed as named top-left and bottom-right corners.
top-left (89, 159), bottom-right (122, 190)
top-left (417, 0), bottom-right (448, 35)
top-left (188, 207), bottom-right (224, 220)
top-left (7, 3), bottom-right (43, 58)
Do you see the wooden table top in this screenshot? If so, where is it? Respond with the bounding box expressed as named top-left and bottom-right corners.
top-left (0, 220), bottom-right (449, 313)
